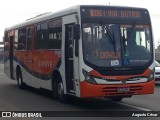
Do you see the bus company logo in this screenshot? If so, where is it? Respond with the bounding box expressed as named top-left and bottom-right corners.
top-left (2, 112), bottom-right (11, 117)
top-left (1, 112), bottom-right (42, 118)
top-left (121, 79), bottom-right (127, 84)
top-left (103, 76), bottom-right (116, 80)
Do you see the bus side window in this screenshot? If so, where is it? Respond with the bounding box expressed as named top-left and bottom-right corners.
top-left (48, 19), bottom-right (62, 49)
top-left (40, 23), bottom-right (48, 49)
top-left (18, 28), bottom-right (26, 50)
top-left (4, 32), bottom-right (9, 51)
top-left (35, 23), bottom-right (48, 50)
top-left (35, 24), bottom-right (41, 49)
top-left (14, 30), bottom-right (18, 50)
top-left (26, 28), bottom-right (32, 50)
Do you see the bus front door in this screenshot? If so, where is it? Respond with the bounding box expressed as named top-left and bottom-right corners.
top-left (64, 14), bottom-right (80, 96)
top-left (65, 24), bottom-right (75, 93)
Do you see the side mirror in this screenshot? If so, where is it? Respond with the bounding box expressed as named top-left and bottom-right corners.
top-left (74, 24), bottom-right (80, 40)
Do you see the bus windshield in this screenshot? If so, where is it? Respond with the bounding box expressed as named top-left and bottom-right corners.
top-left (82, 23), bottom-right (152, 68)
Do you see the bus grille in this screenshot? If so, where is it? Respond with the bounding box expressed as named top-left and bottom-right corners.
top-left (102, 86), bottom-right (143, 96)
top-left (98, 69), bottom-right (145, 76)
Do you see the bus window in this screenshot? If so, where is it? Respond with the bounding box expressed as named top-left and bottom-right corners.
top-left (4, 32), bottom-right (9, 51)
top-left (18, 28), bottom-right (26, 50)
top-left (135, 28), bottom-right (151, 52)
top-left (121, 25), bottom-right (152, 65)
top-left (35, 23), bottom-right (48, 49)
top-left (26, 28), bottom-right (32, 50)
top-left (14, 30), bottom-right (18, 50)
top-left (48, 19), bottom-right (62, 49)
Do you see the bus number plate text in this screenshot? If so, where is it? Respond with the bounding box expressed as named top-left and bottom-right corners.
top-left (117, 87), bottom-right (130, 92)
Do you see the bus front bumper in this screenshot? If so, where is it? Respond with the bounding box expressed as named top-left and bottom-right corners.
top-left (80, 79), bottom-right (155, 98)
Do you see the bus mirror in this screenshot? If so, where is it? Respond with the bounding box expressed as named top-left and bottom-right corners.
top-left (74, 24), bottom-right (80, 40)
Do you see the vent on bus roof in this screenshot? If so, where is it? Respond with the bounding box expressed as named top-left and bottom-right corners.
top-left (26, 12), bottom-right (52, 21)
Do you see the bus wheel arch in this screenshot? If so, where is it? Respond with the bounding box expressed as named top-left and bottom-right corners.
top-left (16, 66), bottom-right (25, 89)
top-left (52, 70), bottom-right (67, 102)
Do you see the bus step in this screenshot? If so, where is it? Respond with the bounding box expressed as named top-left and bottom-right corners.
top-left (69, 90), bottom-right (75, 93)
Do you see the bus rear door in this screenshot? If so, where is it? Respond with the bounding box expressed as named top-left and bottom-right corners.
top-left (9, 31), bottom-right (14, 79)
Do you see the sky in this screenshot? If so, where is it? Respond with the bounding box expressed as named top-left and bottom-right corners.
top-left (0, 0), bottom-right (160, 47)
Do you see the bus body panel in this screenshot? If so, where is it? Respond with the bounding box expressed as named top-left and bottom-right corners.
top-left (3, 5), bottom-right (155, 99)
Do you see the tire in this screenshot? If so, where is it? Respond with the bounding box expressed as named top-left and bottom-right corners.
top-left (52, 78), bottom-right (58, 98)
top-left (52, 76), bottom-right (68, 102)
top-left (57, 80), bottom-right (68, 102)
top-left (17, 71), bottom-right (25, 89)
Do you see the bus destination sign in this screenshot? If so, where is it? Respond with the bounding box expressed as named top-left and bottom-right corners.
top-left (81, 7), bottom-right (144, 19)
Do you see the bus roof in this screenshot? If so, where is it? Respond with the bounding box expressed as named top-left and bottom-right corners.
top-left (5, 5), bottom-right (148, 31)
top-left (5, 5), bottom-right (80, 31)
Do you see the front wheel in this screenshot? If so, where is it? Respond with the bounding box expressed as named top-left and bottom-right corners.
top-left (52, 77), bottom-right (68, 102)
top-left (57, 81), bottom-right (68, 102)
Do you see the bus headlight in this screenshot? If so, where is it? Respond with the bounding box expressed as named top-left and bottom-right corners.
top-left (82, 69), bottom-right (97, 84)
top-left (148, 71), bottom-right (154, 82)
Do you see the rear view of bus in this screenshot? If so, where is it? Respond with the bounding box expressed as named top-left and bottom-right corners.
top-left (79, 6), bottom-right (155, 100)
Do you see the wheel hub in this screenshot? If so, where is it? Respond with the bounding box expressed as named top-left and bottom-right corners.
top-left (58, 83), bottom-right (63, 95)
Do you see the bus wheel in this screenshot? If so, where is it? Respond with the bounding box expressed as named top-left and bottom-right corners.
top-left (57, 80), bottom-right (68, 102)
top-left (52, 76), bottom-right (67, 102)
top-left (17, 71), bottom-right (25, 89)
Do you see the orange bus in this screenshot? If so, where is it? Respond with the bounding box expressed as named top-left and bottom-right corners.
top-left (4, 5), bottom-right (155, 102)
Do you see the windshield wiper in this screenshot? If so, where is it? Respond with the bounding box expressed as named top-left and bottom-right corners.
top-left (105, 26), bottom-right (116, 45)
top-left (122, 23), bottom-right (137, 56)
top-left (125, 23), bottom-right (137, 43)
top-left (100, 23), bottom-right (116, 52)
top-left (122, 27), bottom-right (127, 55)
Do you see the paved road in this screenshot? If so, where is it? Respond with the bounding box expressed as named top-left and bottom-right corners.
top-left (0, 64), bottom-right (159, 120)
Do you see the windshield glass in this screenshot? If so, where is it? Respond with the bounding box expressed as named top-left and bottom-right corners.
top-left (82, 23), bottom-right (152, 68)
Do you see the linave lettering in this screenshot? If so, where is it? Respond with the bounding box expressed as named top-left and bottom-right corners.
top-left (38, 61), bottom-right (53, 68)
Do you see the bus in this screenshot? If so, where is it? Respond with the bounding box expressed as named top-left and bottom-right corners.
top-left (0, 45), bottom-right (4, 62)
top-left (3, 5), bottom-right (155, 102)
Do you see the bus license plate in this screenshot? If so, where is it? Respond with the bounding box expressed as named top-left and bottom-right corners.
top-left (118, 87), bottom-right (130, 92)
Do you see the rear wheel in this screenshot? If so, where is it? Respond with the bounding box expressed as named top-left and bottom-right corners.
top-left (17, 71), bottom-right (25, 89)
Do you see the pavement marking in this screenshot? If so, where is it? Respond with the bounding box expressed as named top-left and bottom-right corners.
top-left (115, 102), bottom-right (152, 111)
